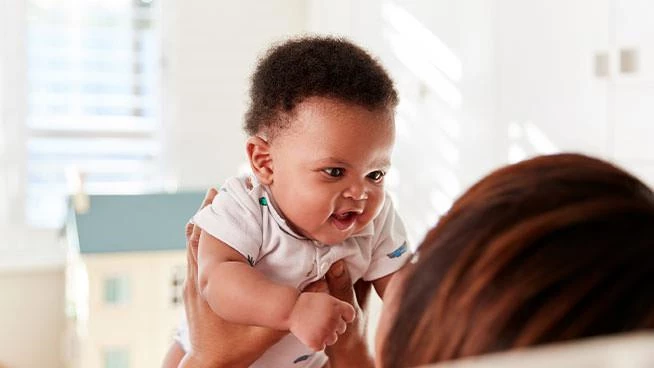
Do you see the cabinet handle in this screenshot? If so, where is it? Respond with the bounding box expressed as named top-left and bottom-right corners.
top-left (594, 52), bottom-right (609, 77)
top-left (620, 48), bottom-right (638, 74)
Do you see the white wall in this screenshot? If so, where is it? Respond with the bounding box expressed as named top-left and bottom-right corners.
top-left (0, 0), bottom-right (5, 225)
top-left (496, 0), bottom-right (611, 160)
top-left (162, 0), bottom-right (308, 190)
top-left (0, 0), bottom-right (33, 257)
top-left (0, 268), bottom-right (65, 368)
top-left (495, 0), bottom-right (654, 186)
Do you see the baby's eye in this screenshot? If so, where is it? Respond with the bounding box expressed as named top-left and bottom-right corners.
top-left (323, 168), bottom-right (345, 177)
top-left (367, 170), bottom-right (386, 183)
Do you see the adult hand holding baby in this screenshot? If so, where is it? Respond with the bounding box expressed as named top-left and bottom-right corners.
top-left (176, 188), bottom-right (285, 368)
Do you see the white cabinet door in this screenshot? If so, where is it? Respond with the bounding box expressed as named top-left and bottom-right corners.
top-left (614, 0), bottom-right (654, 83)
top-left (612, 85), bottom-right (654, 161)
top-left (611, 0), bottom-right (654, 164)
top-left (496, 0), bottom-right (611, 159)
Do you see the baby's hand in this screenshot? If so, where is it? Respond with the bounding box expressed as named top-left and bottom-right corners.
top-left (288, 292), bottom-right (356, 351)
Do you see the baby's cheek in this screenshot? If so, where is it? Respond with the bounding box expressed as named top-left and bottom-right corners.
top-left (369, 193), bottom-right (385, 216)
top-left (360, 201), bottom-right (382, 227)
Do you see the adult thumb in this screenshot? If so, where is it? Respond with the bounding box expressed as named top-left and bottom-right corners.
top-left (325, 261), bottom-right (355, 304)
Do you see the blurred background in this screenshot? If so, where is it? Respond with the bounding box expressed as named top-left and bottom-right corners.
top-left (0, 0), bottom-right (652, 367)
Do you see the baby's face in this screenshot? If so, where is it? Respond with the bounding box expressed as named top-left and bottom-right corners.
top-left (267, 96), bottom-right (395, 245)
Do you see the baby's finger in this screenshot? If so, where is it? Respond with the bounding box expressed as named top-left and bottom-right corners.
top-left (324, 332), bottom-right (339, 347)
top-left (339, 301), bottom-right (356, 323)
top-left (308, 341), bottom-right (326, 352)
top-left (336, 318), bottom-right (347, 335)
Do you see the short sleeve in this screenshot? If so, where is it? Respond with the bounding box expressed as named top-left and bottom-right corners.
top-left (191, 177), bottom-right (263, 262)
top-left (362, 196), bottom-right (411, 281)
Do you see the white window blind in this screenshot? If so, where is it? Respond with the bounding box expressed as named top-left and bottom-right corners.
top-left (26, 0), bottom-right (161, 228)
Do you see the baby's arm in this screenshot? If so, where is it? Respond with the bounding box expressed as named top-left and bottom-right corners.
top-left (198, 230), bottom-right (298, 328)
top-left (198, 231), bottom-right (356, 350)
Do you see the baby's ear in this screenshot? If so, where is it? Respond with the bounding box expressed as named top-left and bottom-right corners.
top-left (246, 136), bottom-right (273, 185)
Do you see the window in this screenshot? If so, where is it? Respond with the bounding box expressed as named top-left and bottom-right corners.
top-left (104, 347), bottom-right (130, 368)
top-left (104, 276), bottom-right (130, 305)
top-left (25, 0), bottom-right (162, 228)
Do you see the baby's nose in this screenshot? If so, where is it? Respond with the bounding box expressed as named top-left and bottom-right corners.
top-left (343, 185), bottom-right (368, 200)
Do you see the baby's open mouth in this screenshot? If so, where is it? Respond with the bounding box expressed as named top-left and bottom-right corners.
top-left (331, 211), bottom-right (359, 231)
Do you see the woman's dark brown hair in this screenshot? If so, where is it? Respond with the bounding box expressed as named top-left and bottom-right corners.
top-left (383, 153), bottom-right (654, 367)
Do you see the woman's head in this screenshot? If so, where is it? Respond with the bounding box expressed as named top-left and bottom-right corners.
top-left (378, 153), bottom-right (654, 367)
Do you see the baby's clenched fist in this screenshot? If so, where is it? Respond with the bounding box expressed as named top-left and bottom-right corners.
top-left (287, 292), bottom-right (356, 351)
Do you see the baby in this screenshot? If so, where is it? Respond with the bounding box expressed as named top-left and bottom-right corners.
top-left (172, 37), bottom-right (411, 367)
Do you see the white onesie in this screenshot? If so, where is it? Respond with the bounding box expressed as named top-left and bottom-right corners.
top-left (177, 175), bottom-right (410, 367)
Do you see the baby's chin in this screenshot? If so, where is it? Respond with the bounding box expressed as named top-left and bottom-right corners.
top-left (313, 223), bottom-right (369, 245)
top-left (308, 229), bottom-right (351, 246)
top-left (315, 235), bottom-right (350, 246)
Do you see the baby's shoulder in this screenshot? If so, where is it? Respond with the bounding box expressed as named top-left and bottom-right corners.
top-left (215, 175), bottom-right (268, 212)
top-left (220, 175), bottom-right (265, 197)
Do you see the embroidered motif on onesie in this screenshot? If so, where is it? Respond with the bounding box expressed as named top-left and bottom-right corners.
top-left (386, 242), bottom-right (408, 259)
top-left (259, 197), bottom-right (268, 206)
top-left (293, 354), bottom-right (313, 364)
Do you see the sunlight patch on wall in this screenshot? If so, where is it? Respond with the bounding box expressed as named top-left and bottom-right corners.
top-left (524, 121), bottom-right (558, 155)
top-left (508, 120), bottom-right (560, 163)
top-left (382, 1), bottom-right (462, 82)
top-left (385, 33), bottom-right (462, 109)
top-left (382, 1), bottom-right (462, 109)
top-left (381, 0), bottom-right (464, 243)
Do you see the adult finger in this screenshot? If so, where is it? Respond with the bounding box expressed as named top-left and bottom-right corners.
top-left (199, 187), bottom-right (218, 211)
top-left (189, 224), bottom-right (201, 265)
top-left (185, 221), bottom-right (194, 240)
top-left (353, 279), bottom-right (372, 311)
top-left (325, 261), bottom-right (355, 304)
top-left (184, 225), bottom-right (199, 297)
top-left (303, 279), bottom-right (329, 293)
top-left (323, 263), bottom-right (373, 367)
top-left (190, 188), bottom-right (217, 261)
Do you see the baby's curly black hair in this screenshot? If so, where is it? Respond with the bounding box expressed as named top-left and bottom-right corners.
top-left (244, 36), bottom-right (398, 137)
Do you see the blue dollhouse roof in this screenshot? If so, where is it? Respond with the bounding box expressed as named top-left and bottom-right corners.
top-left (66, 192), bottom-right (206, 254)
